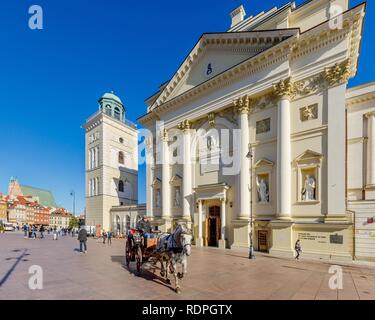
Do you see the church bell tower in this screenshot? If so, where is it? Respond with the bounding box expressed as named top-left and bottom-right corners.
top-left (83, 91), bottom-right (138, 231)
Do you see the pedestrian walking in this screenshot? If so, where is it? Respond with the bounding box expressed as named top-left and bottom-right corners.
top-left (295, 239), bottom-right (302, 261)
top-left (102, 230), bottom-right (107, 244)
top-left (23, 224), bottom-right (28, 238)
top-left (78, 227), bottom-right (88, 253)
top-left (107, 231), bottom-right (112, 245)
top-left (53, 227), bottom-right (58, 240)
top-left (40, 225), bottom-right (45, 239)
top-left (32, 225), bottom-right (37, 239)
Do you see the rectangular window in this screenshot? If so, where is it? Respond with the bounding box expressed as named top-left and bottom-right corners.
top-left (256, 118), bottom-right (271, 135)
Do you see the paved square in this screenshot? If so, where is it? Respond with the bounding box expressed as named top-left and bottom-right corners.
top-left (1, 232), bottom-right (375, 300)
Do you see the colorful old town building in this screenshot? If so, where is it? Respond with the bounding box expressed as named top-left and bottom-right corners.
top-left (50, 208), bottom-right (72, 229)
top-left (0, 195), bottom-right (7, 223)
top-left (34, 206), bottom-right (50, 226)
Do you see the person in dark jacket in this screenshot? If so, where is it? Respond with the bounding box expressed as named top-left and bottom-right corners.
top-left (78, 227), bottom-right (88, 253)
top-left (136, 216), bottom-right (152, 233)
top-left (295, 239), bottom-right (302, 261)
top-left (39, 225), bottom-right (45, 239)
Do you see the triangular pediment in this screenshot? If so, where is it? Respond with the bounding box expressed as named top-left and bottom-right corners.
top-left (255, 158), bottom-right (274, 168)
top-left (295, 150), bottom-right (323, 163)
top-left (170, 174), bottom-right (182, 184)
top-left (151, 30), bottom-right (298, 109)
top-left (152, 178), bottom-right (162, 186)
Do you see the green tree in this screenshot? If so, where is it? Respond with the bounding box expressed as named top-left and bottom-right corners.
top-left (69, 216), bottom-right (80, 229)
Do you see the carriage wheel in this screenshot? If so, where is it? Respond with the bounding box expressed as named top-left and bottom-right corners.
top-left (136, 246), bottom-right (143, 273)
top-left (125, 239), bottom-right (131, 267)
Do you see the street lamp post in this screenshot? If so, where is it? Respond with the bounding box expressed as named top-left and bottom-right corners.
top-left (246, 144), bottom-right (255, 259)
top-left (70, 190), bottom-right (76, 216)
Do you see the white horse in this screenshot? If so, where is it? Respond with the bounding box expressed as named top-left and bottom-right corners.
top-left (154, 224), bottom-right (192, 294)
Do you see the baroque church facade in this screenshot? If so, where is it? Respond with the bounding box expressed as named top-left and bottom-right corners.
top-left (138, 0), bottom-right (375, 261)
top-left (84, 0), bottom-right (375, 262)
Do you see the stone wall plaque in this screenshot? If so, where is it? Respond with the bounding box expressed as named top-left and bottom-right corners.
top-left (330, 234), bottom-right (344, 244)
top-left (300, 104), bottom-right (318, 122)
top-left (256, 118), bottom-right (271, 134)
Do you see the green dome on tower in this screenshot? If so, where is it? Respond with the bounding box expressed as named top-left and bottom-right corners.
top-left (99, 91), bottom-right (125, 121)
top-left (101, 91), bottom-right (123, 105)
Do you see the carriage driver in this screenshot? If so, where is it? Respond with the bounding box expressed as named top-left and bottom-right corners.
top-left (136, 216), bottom-right (154, 247)
top-left (136, 216), bottom-right (152, 234)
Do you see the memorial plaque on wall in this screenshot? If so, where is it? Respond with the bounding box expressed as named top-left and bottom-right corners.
top-left (330, 234), bottom-right (343, 244)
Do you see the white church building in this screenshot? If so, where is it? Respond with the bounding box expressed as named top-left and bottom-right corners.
top-left (85, 0), bottom-right (375, 262)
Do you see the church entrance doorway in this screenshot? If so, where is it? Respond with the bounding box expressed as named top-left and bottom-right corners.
top-left (207, 206), bottom-right (221, 247)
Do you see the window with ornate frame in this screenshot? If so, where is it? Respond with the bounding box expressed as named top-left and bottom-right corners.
top-left (118, 151), bottom-right (125, 165)
top-left (254, 159), bottom-right (274, 205)
top-left (294, 150), bottom-right (323, 204)
top-left (170, 174), bottom-right (182, 209)
top-left (152, 178), bottom-right (162, 209)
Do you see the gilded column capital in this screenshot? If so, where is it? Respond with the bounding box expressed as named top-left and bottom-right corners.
top-left (365, 111), bottom-right (375, 119)
top-left (234, 95), bottom-right (252, 114)
top-left (207, 112), bottom-right (216, 128)
top-left (177, 119), bottom-right (192, 132)
top-left (160, 128), bottom-right (168, 141)
top-left (273, 78), bottom-right (296, 100)
top-left (324, 60), bottom-right (351, 87)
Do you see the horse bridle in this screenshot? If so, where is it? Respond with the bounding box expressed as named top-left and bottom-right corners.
top-left (171, 227), bottom-right (192, 253)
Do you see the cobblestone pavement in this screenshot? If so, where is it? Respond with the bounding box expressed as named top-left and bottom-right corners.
top-left (1, 232), bottom-right (375, 300)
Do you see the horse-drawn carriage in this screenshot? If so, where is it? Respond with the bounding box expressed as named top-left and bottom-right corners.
top-left (124, 224), bottom-right (193, 293)
top-left (125, 228), bottom-right (158, 273)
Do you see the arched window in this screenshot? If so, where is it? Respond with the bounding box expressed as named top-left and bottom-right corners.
top-left (114, 107), bottom-right (121, 120)
top-left (105, 105), bottom-right (112, 116)
top-left (118, 180), bottom-right (124, 192)
top-left (119, 151), bottom-right (124, 165)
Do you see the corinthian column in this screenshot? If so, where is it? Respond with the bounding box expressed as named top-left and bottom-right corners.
top-left (161, 129), bottom-right (171, 218)
top-left (178, 120), bottom-right (192, 220)
top-left (273, 78), bottom-right (295, 218)
top-left (366, 112), bottom-right (375, 190)
top-left (324, 61), bottom-right (350, 217)
top-left (145, 137), bottom-right (154, 218)
top-left (234, 95), bottom-right (251, 219)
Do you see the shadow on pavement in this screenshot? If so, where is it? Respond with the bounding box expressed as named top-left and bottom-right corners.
top-left (110, 255), bottom-right (177, 293)
top-left (0, 249), bottom-right (29, 288)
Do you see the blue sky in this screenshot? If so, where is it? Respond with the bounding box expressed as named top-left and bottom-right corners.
top-left (0, 0), bottom-right (372, 214)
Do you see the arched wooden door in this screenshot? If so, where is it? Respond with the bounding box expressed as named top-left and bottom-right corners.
top-left (206, 206), bottom-right (221, 247)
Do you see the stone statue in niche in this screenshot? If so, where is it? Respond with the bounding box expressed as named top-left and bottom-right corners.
top-left (302, 175), bottom-right (316, 201)
top-left (207, 136), bottom-right (213, 151)
top-left (256, 176), bottom-right (269, 203)
top-left (156, 190), bottom-right (161, 208)
top-left (174, 187), bottom-right (181, 208)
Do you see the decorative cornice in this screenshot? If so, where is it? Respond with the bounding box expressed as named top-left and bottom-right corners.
top-left (347, 94), bottom-right (375, 107)
top-left (273, 77), bottom-right (296, 99)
